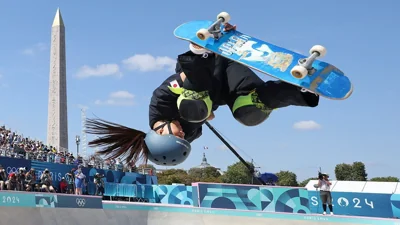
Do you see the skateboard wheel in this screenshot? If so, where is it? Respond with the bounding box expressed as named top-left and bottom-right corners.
top-left (217, 12), bottom-right (230, 24)
top-left (309, 45), bottom-right (327, 57)
top-left (290, 65), bottom-right (308, 79)
top-left (196, 28), bottom-right (211, 41)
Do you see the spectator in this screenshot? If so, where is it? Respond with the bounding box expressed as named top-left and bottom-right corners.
top-left (0, 165), bottom-right (6, 190)
top-left (94, 173), bottom-right (105, 196)
top-left (318, 172), bottom-right (334, 215)
top-left (7, 171), bottom-right (19, 190)
top-left (25, 168), bottom-right (36, 191)
top-left (16, 167), bottom-right (26, 191)
top-left (40, 168), bottom-right (55, 193)
top-left (66, 169), bottom-right (75, 194)
top-left (74, 165), bottom-right (86, 195)
top-left (59, 177), bottom-right (68, 193)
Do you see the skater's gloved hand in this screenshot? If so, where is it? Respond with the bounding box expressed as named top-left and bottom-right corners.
top-left (224, 23), bottom-right (236, 31)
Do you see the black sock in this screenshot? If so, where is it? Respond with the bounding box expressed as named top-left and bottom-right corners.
top-left (322, 204), bottom-right (327, 212)
top-left (328, 204), bottom-right (333, 212)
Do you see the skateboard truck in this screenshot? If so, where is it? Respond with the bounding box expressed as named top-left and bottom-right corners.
top-left (290, 45), bottom-right (327, 79)
top-left (196, 12), bottom-right (231, 41)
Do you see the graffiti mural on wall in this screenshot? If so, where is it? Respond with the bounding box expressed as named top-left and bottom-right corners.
top-left (154, 185), bottom-right (193, 205)
top-left (196, 183), bottom-right (310, 213)
top-left (132, 185), bottom-right (193, 205)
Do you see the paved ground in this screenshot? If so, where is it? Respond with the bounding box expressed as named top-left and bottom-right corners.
top-left (0, 205), bottom-right (395, 225)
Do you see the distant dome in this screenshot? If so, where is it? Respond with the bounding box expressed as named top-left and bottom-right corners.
top-left (196, 153), bottom-right (212, 168)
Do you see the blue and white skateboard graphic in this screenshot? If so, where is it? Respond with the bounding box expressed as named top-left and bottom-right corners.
top-left (174, 13), bottom-right (353, 100)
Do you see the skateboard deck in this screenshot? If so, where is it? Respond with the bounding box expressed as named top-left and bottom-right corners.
top-left (174, 14), bottom-right (353, 100)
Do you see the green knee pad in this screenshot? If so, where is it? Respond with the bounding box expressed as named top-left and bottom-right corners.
top-left (169, 86), bottom-right (212, 123)
top-left (232, 90), bottom-right (273, 126)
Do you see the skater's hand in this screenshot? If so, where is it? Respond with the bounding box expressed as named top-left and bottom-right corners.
top-left (224, 23), bottom-right (236, 31)
top-left (207, 112), bottom-right (215, 121)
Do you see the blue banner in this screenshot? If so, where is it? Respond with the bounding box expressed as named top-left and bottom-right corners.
top-left (34, 193), bottom-right (102, 209)
top-left (55, 195), bottom-right (103, 209)
top-left (308, 191), bottom-right (393, 218)
top-left (0, 157), bottom-right (31, 175)
top-left (0, 191), bottom-right (35, 207)
top-left (390, 194), bottom-right (400, 218)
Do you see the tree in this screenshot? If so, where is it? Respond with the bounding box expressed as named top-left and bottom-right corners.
top-left (157, 169), bottom-right (191, 185)
top-left (275, 170), bottom-right (298, 187)
top-left (221, 161), bottom-right (254, 184)
top-left (188, 167), bottom-right (222, 183)
top-left (299, 177), bottom-right (318, 187)
top-left (370, 176), bottom-right (399, 182)
top-left (335, 162), bottom-right (368, 181)
top-left (352, 161), bottom-right (368, 181)
top-left (335, 163), bottom-right (353, 180)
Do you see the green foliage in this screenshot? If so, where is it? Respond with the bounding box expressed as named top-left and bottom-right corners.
top-left (188, 167), bottom-right (222, 183)
top-left (299, 177), bottom-right (318, 187)
top-left (335, 162), bottom-right (368, 181)
top-left (370, 176), bottom-right (399, 182)
top-left (157, 169), bottom-right (191, 185)
top-left (137, 164), bottom-right (156, 170)
top-left (221, 161), bottom-right (254, 184)
top-left (275, 170), bottom-right (298, 186)
top-left (352, 162), bottom-right (368, 181)
top-left (155, 159), bottom-right (398, 187)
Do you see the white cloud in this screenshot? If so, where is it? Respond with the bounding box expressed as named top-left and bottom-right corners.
top-left (22, 43), bottom-right (47, 55)
top-left (293, 120), bottom-right (322, 130)
top-left (122, 54), bottom-right (176, 72)
top-left (75, 64), bottom-right (121, 79)
top-left (95, 91), bottom-right (135, 106)
top-left (109, 91), bottom-right (134, 99)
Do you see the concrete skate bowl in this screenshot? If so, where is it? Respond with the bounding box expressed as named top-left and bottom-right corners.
top-left (0, 199), bottom-right (398, 225)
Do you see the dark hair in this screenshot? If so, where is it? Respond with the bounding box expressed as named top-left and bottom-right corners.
top-left (85, 117), bottom-right (150, 165)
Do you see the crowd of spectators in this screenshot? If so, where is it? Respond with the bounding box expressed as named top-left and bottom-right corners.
top-left (0, 125), bottom-right (136, 172)
top-left (0, 125), bottom-right (143, 197)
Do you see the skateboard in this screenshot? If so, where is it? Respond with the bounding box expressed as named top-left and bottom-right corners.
top-left (173, 12), bottom-right (353, 100)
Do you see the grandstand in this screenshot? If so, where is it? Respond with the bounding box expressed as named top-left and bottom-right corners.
top-left (0, 124), bottom-right (157, 201)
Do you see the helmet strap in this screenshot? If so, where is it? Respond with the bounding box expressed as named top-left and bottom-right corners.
top-left (153, 121), bottom-right (173, 134)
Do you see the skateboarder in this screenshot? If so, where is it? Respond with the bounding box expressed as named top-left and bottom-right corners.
top-left (85, 24), bottom-right (319, 166)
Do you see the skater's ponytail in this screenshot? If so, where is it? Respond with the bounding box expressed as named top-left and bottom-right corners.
top-left (85, 118), bottom-right (150, 164)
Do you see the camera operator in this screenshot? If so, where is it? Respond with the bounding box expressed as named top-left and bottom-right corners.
top-left (0, 165), bottom-right (7, 190)
top-left (66, 169), bottom-right (75, 194)
top-left (40, 168), bottom-right (55, 193)
top-left (25, 168), bottom-right (36, 192)
top-left (16, 167), bottom-right (26, 191)
top-left (94, 173), bottom-right (105, 196)
top-left (318, 172), bottom-right (334, 215)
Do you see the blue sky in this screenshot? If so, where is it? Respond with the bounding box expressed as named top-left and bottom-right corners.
top-left (0, 0), bottom-right (399, 182)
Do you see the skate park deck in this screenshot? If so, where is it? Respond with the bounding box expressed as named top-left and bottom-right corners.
top-left (0, 194), bottom-right (398, 225)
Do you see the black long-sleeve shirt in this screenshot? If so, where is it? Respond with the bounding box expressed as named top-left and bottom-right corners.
top-left (148, 74), bottom-right (206, 143)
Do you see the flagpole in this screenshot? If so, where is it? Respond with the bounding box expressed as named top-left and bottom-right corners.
top-left (204, 121), bottom-right (266, 185)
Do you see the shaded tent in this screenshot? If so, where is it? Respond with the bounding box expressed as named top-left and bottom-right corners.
top-left (258, 172), bottom-right (278, 185)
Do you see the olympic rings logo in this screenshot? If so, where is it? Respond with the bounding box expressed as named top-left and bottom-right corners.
top-left (6, 167), bottom-right (18, 174)
top-left (76, 198), bottom-right (86, 207)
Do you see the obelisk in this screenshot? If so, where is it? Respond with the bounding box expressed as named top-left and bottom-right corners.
top-left (46, 8), bottom-right (68, 152)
